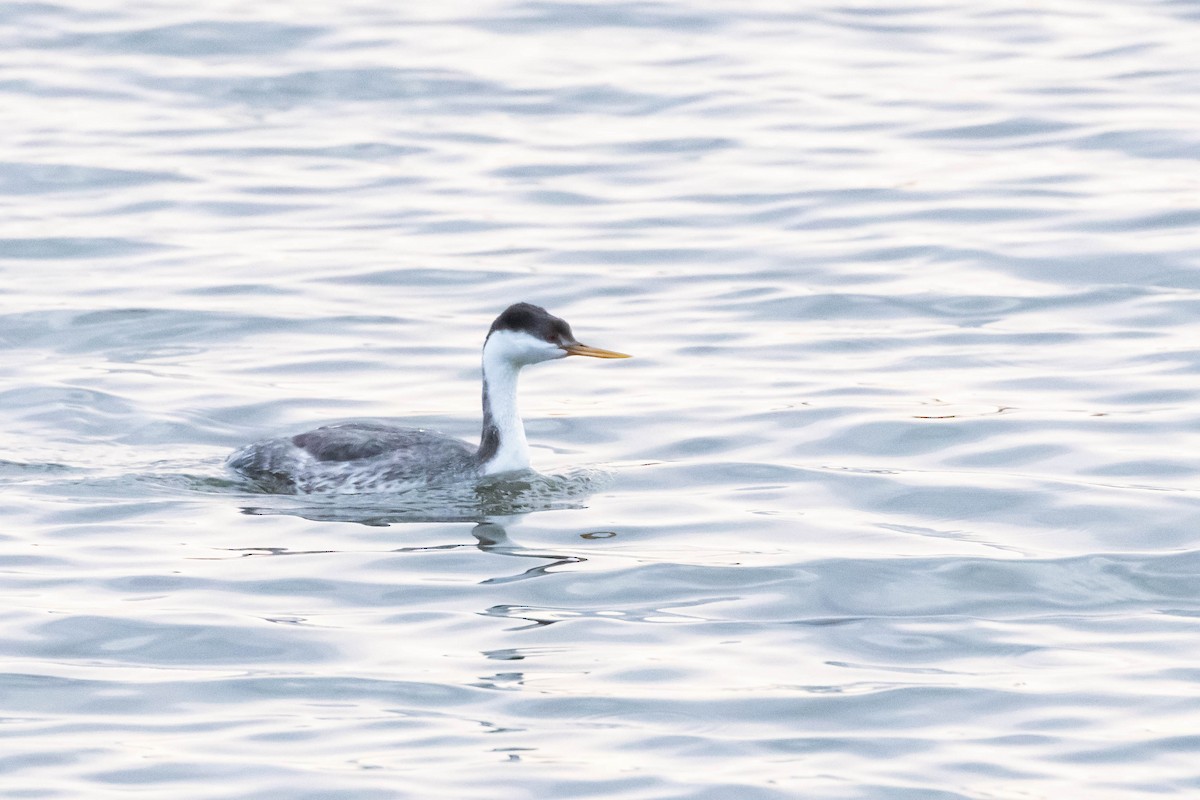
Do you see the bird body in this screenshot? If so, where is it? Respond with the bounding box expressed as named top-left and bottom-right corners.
top-left (227, 303), bottom-right (628, 494)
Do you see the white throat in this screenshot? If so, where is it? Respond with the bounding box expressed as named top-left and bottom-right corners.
top-left (478, 336), bottom-right (531, 474)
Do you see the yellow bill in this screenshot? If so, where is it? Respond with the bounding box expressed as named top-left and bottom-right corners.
top-left (563, 343), bottom-right (632, 359)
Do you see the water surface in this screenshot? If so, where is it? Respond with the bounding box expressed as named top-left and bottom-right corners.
top-left (3, 1), bottom-right (1200, 798)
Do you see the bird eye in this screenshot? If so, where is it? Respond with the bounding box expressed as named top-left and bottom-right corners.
top-left (551, 320), bottom-right (573, 343)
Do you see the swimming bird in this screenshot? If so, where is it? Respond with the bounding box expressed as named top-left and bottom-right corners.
top-left (227, 302), bottom-right (630, 494)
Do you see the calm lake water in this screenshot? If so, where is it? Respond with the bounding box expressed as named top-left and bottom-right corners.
top-left (4, 1), bottom-right (1200, 798)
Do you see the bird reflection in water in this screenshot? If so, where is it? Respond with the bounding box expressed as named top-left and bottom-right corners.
top-left (228, 471), bottom-right (611, 585)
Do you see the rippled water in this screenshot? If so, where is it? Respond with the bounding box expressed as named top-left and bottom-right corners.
top-left (4, 1), bottom-right (1200, 797)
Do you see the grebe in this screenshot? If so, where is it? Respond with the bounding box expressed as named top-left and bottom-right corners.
top-left (227, 302), bottom-right (630, 494)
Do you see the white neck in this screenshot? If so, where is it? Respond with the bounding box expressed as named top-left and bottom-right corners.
top-left (478, 339), bottom-right (530, 474)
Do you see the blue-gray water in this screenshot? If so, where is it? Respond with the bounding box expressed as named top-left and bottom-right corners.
top-left (4, 2), bottom-right (1200, 798)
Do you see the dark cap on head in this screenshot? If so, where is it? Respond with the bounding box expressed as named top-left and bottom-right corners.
top-left (487, 302), bottom-right (577, 346)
